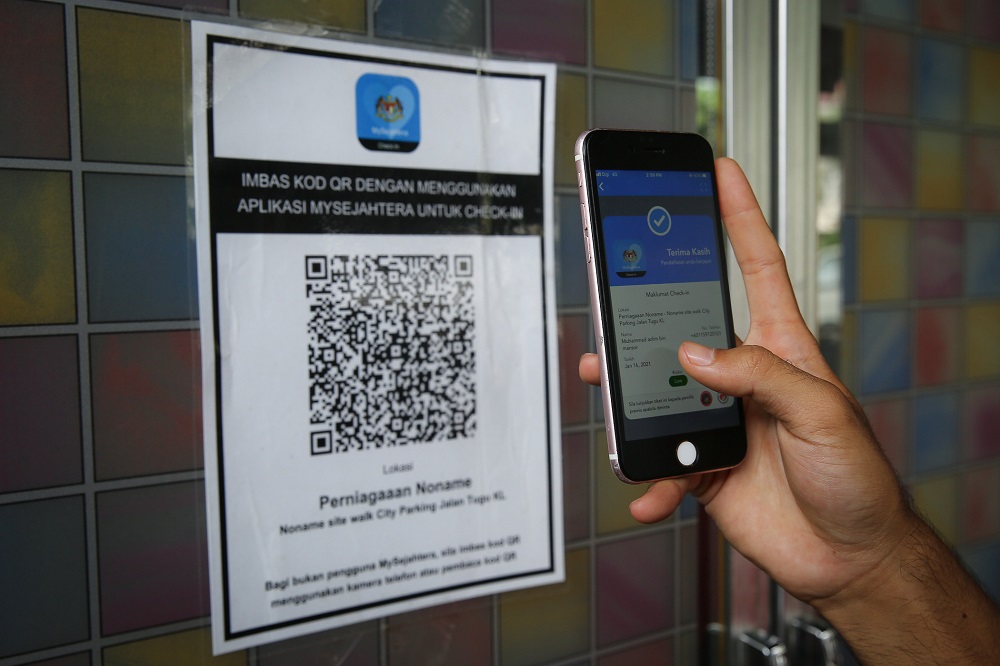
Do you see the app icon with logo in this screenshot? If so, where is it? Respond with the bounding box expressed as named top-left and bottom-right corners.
top-left (356, 73), bottom-right (420, 153)
top-left (611, 240), bottom-right (646, 278)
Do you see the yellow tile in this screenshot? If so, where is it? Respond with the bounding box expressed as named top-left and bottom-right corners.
top-left (499, 548), bottom-right (589, 666)
top-left (969, 47), bottom-right (1000, 127)
top-left (77, 9), bottom-right (186, 164)
top-left (910, 474), bottom-right (959, 545)
top-left (964, 303), bottom-right (1000, 379)
top-left (0, 170), bottom-right (75, 325)
top-left (240, 0), bottom-right (366, 32)
top-left (595, 430), bottom-right (649, 534)
top-left (859, 217), bottom-right (909, 302)
top-left (556, 73), bottom-right (587, 187)
top-left (594, 0), bottom-right (674, 77)
top-left (916, 130), bottom-right (963, 210)
top-left (104, 628), bottom-right (246, 665)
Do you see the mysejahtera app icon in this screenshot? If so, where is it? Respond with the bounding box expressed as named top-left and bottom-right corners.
top-left (356, 73), bottom-right (420, 153)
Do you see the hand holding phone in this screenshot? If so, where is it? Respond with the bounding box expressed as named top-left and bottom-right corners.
top-left (575, 129), bottom-right (746, 483)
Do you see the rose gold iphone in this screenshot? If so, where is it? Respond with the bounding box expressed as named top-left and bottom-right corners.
top-left (576, 129), bottom-right (746, 483)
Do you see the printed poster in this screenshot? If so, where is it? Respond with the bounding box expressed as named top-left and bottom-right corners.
top-left (190, 21), bottom-right (563, 654)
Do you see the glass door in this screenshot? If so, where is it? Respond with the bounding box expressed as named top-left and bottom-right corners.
top-left (711, 1), bottom-right (845, 663)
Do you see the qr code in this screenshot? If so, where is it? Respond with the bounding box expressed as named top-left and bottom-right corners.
top-left (306, 254), bottom-right (476, 453)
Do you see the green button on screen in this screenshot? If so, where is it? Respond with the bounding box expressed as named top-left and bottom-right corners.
top-left (669, 375), bottom-right (688, 387)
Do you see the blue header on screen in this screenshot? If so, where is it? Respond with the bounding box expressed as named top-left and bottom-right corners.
top-left (594, 170), bottom-right (712, 197)
top-left (602, 215), bottom-right (722, 286)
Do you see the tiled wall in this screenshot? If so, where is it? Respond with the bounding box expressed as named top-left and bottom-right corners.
top-left (841, 0), bottom-right (1000, 601)
top-left (0, 0), bottom-right (706, 663)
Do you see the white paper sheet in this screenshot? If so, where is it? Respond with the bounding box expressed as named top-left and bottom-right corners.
top-left (191, 21), bottom-right (562, 653)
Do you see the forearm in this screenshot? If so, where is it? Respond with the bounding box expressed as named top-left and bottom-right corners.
top-left (816, 511), bottom-right (1000, 664)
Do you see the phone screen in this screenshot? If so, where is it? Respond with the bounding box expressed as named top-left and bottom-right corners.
top-left (594, 168), bottom-right (741, 441)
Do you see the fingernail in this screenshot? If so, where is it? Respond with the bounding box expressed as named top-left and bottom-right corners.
top-left (683, 342), bottom-right (716, 366)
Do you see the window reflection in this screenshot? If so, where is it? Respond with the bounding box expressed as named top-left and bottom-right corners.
top-left (818, 13), bottom-right (844, 374)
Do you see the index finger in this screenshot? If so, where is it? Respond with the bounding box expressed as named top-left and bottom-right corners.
top-left (715, 158), bottom-right (804, 332)
top-left (578, 353), bottom-right (600, 386)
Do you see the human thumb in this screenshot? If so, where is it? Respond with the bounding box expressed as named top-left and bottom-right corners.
top-left (678, 341), bottom-right (843, 429)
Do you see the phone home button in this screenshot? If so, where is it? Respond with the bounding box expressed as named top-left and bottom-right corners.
top-left (676, 441), bottom-right (697, 467)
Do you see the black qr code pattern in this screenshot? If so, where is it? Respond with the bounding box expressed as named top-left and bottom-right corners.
top-left (306, 254), bottom-right (475, 453)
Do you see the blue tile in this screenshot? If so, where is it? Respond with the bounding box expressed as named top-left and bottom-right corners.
top-left (959, 540), bottom-right (1000, 604)
top-left (593, 386), bottom-right (603, 424)
top-left (0, 497), bottom-right (89, 657)
top-left (863, 0), bottom-right (914, 21)
top-left (965, 219), bottom-right (1000, 297)
top-left (860, 309), bottom-right (910, 394)
top-left (84, 173), bottom-right (197, 322)
top-left (374, 0), bottom-right (484, 49)
top-left (911, 392), bottom-right (959, 473)
top-left (557, 195), bottom-right (588, 307)
top-left (917, 38), bottom-right (964, 122)
top-left (680, 492), bottom-right (699, 520)
top-left (680, 0), bottom-right (699, 82)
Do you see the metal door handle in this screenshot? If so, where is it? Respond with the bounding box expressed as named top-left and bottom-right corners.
top-left (786, 617), bottom-right (861, 665)
top-left (736, 629), bottom-right (789, 666)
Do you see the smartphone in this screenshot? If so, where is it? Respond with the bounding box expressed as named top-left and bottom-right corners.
top-left (575, 129), bottom-right (746, 483)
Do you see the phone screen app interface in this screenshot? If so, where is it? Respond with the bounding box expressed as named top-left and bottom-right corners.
top-left (596, 169), bottom-right (739, 435)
